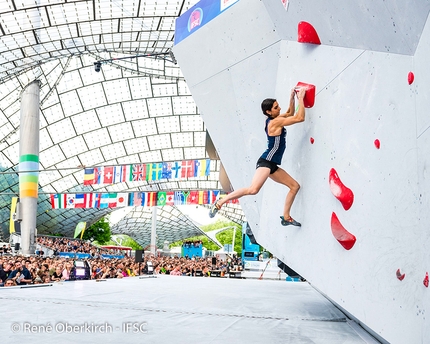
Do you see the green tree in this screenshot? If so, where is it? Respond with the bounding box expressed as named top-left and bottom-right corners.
top-left (98, 234), bottom-right (143, 250)
top-left (82, 217), bottom-right (111, 244)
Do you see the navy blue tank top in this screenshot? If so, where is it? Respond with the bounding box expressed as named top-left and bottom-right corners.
top-left (260, 117), bottom-right (286, 165)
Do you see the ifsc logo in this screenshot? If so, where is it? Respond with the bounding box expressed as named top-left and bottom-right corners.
top-left (188, 8), bottom-right (203, 32)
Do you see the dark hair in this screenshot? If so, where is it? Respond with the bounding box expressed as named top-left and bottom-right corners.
top-left (261, 98), bottom-right (276, 117)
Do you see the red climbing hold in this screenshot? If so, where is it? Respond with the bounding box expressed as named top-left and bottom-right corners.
top-left (295, 82), bottom-right (316, 108)
top-left (374, 139), bottom-right (380, 149)
top-left (424, 272), bottom-right (429, 288)
top-left (408, 72), bottom-right (414, 85)
top-left (298, 21), bottom-right (321, 45)
top-left (330, 212), bottom-right (356, 250)
top-left (329, 168), bottom-right (354, 211)
top-left (396, 268), bottom-right (405, 281)
top-left (310, 137), bottom-right (314, 144)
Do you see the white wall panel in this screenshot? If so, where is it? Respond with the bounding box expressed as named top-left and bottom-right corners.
top-left (174, 1), bottom-right (430, 343)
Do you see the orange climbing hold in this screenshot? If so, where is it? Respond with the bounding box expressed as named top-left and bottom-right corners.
top-left (297, 21), bottom-right (321, 45)
top-left (330, 212), bottom-right (356, 250)
top-left (329, 168), bottom-right (354, 211)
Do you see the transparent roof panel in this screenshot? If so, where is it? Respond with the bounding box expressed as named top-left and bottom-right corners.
top-left (0, 0), bottom-right (245, 243)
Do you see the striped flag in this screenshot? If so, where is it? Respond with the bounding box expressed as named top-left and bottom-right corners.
top-left (50, 194), bottom-right (66, 209)
top-left (142, 192), bottom-right (157, 207)
top-left (114, 165), bottom-right (132, 183)
top-left (194, 159), bottom-right (210, 177)
top-left (75, 194), bottom-right (85, 208)
top-left (83, 168), bottom-right (95, 185)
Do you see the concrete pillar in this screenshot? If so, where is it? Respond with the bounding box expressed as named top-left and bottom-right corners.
top-left (19, 80), bottom-right (41, 255)
top-left (150, 206), bottom-right (157, 255)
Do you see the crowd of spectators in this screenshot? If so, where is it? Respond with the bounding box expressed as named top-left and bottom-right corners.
top-left (182, 240), bottom-right (203, 248)
top-left (36, 236), bottom-right (114, 257)
top-left (0, 237), bottom-right (243, 287)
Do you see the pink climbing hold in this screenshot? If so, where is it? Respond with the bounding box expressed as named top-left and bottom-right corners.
top-left (396, 268), bottom-right (405, 281)
top-left (330, 212), bottom-right (356, 250)
top-left (329, 168), bottom-right (354, 211)
top-left (297, 21), bottom-right (321, 45)
top-left (374, 139), bottom-right (380, 149)
top-left (310, 137), bottom-right (315, 144)
top-left (408, 72), bottom-right (414, 85)
top-left (424, 272), bottom-right (429, 288)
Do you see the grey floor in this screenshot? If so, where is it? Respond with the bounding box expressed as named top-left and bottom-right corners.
top-left (0, 275), bottom-right (379, 344)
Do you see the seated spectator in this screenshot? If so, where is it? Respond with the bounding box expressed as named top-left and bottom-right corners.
top-left (51, 266), bottom-right (65, 282)
top-left (3, 278), bottom-right (16, 287)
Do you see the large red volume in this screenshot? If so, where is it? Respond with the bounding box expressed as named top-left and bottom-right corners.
top-left (298, 21), bottom-right (321, 45)
top-left (331, 212), bottom-right (356, 250)
top-left (295, 82), bottom-right (316, 108)
top-left (329, 168), bottom-right (354, 210)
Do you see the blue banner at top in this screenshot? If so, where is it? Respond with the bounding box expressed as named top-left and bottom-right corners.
top-left (174, 0), bottom-right (239, 45)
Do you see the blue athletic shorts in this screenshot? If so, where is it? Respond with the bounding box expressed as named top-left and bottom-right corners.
top-left (256, 157), bottom-right (278, 174)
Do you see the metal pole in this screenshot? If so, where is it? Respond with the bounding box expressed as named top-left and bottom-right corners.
top-left (231, 227), bottom-right (236, 255)
top-left (19, 80), bottom-right (41, 255)
top-left (150, 206), bottom-right (157, 255)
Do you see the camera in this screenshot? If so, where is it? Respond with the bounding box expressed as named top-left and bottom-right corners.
top-left (94, 61), bottom-right (101, 72)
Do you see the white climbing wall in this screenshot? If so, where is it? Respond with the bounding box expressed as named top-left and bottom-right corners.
top-left (173, 0), bottom-right (430, 343)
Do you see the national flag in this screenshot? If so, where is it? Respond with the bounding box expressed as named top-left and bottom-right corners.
top-left (142, 192), bottom-right (157, 207)
top-left (171, 161), bottom-right (182, 178)
top-left (161, 162), bottom-right (172, 179)
top-left (151, 163), bottom-right (163, 180)
top-left (50, 194), bottom-right (65, 209)
top-left (93, 193), bottom-right (102, 208)
top-left (129, 192), bottom-right (143, 206)
top-left (103, 166), bottom-right (114, 184)
top-left (132, 164), bottom-right (146, 181)
top-left (188, 191), bottom-right (199, 204)
top-left (83, 168), bottom-right (95, 185)
top-left (113, 165), bottom-right (131, 183)
top-left (94, 167), bottom-right (102, 184)
top-left (166, 191), bottom-right (174, 205)
top-left (108, 193), bottom-right (117, 208)
top-left (211, 190), bottom-right (220, 203)
top-left (174, 191), bottom-right (190, 205)
top-left (193, 159), bottom-right (210, 177)
top-left (198, 190), bottom-right (210, 205)
top-left (99, 193), bottom-right (110, 208)
top-left (157, 192), bottom-right (167, 206)
top-left (200, 159), bottom-right (210, 176)
top-left (66, 194), bottom-right (76, 208)
top-left (84, 193), bottom-right (93, 208)
top-left (181, 160), bottom-right (195, 178)
top-left (116, 193), bottom-right (129, 207)
top-left (74, 194), bottom-right (85, 208)
top-left (145, 163), bottom-right (153, 181)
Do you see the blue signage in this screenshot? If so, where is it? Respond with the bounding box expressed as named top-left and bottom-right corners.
top-left (174, 0), bottom-right (239, 45)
